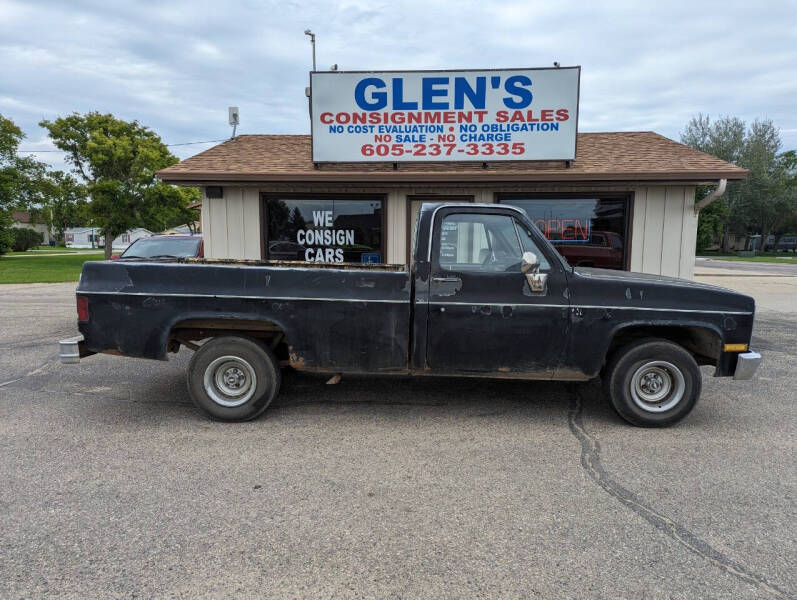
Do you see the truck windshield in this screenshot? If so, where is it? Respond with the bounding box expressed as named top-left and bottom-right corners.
top-left (120, 237), bottom-right (200, 259)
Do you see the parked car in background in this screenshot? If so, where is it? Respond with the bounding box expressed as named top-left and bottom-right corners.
top-left (267, 241), bottom-right (306, 260)
top-left (749, 234), bottom-right (797, 253)
top-left (770, 235), bottom-right (797, 252)
top-left (556, 231), bottom-right (625, 269)
top-left (112, 234), bottom-right (203, 260)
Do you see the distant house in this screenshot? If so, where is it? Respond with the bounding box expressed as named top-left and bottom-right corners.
top-left (11, 211), bottom-right (53, 244)
top-left (65, 227), bottom-right (102, 248)
top-left (161, 222), bottom-right (200, 235)
top-left (64, 227), bottom-right (153, 250)
top-left (111, 228), bottom-right (152, 250)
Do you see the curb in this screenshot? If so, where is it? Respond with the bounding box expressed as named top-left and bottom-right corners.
top-left (695, 273), bottom-right (797, 278)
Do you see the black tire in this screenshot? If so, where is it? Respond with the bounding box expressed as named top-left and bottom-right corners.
top-left (603, 338), bottom-right (701, 427)
top-left (187, 336), bottom-right (281, 422)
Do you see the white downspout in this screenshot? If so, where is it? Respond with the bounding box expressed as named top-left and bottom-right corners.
top-left (694, 179), bottom-right (727, 215)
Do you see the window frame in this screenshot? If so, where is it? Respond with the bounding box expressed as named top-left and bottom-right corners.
top-left (438, 213), bottom-right (511, 271)
top-left (495, 192), bottom-right (634, 270)
top-left (261, 193), bottom-right (388, 263)
top-left (512, 216), bottom-right (552, 272)
top-left (406, 195), bottom-right (474, 266)
top-left (431, 207), bottom-right (558, 275)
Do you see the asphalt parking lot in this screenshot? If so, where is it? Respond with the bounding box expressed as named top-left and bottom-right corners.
top-left (1, 281), bottom-right (795, 599)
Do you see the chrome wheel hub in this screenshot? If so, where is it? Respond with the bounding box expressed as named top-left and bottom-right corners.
top-left (223, 367), bottom-right (246, 389)
top-left (203, 355), bottom-right (257, 407)
top-left (630, 361), bottom-right (685, 413)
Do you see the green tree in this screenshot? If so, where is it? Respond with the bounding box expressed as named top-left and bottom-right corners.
top-left (681, 114), bottom-right (788, 252)
top-left (735, 120), bottom-right (784, 248)
top-left (40, 112), bottom-right (195, 258)
top-left (767, 150), bottom-right (797, 248)
top-left (11, 228), bottom-right (43, 251)
top-left (151, 184), bottom-right (201, 232)
top-left (694, 200), bottom-right (727, 253)
top-left (43, 171), bottom-right (89, 241)
top-left (0, 114), bottom-right (51, 254)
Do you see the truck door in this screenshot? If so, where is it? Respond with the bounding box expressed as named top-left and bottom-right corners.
top-left (425, 207), bottom-right (570, 377)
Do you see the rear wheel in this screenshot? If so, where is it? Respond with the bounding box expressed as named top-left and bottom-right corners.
top-left (187, 336), bottom-right (280, 421)
top-left (603, 339), bottom-right (701, 427)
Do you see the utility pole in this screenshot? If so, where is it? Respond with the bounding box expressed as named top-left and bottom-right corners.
top-left (304, 29), bottom-right (316, 71)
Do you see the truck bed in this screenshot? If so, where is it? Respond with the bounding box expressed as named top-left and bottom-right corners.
top-left (77, 260), bottom-right (412, 372)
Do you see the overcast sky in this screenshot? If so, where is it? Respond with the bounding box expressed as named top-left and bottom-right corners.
top-left (2, 0), bottom-right (796, 172)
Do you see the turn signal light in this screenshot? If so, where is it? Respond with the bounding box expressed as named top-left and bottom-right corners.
top-left (76, 296), bottom-right (89, 322)
top-left (723, 343), bottom-right (748, 352)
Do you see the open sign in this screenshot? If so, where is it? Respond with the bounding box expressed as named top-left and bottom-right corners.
top-left (534, 218), bottom-right (591, 243)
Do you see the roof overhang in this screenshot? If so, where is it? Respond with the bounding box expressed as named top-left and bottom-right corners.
top-left (159, 170), bottom-right (748, 186)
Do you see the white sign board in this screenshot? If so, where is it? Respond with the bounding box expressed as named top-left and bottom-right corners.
top-left (311, 67), bottom-right (580, 163)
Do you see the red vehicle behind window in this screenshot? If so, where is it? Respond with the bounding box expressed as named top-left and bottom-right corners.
top-left (556, 231), bottom-right (624, 269)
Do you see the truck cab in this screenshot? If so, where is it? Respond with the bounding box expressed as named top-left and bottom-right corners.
top-left (411, 203), bottom-right (570, 378)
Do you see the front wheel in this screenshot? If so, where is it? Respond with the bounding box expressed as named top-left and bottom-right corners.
top-left (603, 339), bottom-right (701, 427)
top-left (187, 336), bottom-right (281, 421)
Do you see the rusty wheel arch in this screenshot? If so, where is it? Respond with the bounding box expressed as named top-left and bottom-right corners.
top-left (603, 324), bottom-right (723, 371)
top-left (168, 318), bottom-right (290, 364)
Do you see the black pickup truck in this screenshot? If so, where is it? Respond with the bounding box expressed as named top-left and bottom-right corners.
top-left (60, 203), bottom-right (761, 426)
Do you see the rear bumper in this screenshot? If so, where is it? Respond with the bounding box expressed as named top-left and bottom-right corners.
top-left (733, 351), bottom-right (762, 380)
top-left (59, 334), bottom-right (95, 364)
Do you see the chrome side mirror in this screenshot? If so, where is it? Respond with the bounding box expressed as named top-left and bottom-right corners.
top-left (521, 251), bottom-right (539, 275)
top-left (521, 251), bottom-right (547, 293)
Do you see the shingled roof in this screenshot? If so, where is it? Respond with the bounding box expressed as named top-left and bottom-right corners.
top-left (158, 132), bottom-right (747, 184)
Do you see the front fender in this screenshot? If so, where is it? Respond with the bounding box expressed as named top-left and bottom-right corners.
top-left (569, 311), bottom-right (727, 378)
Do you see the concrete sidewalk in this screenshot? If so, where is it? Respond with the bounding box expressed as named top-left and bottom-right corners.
top-left (694, 266), bottom-right (794, 276)
top-left (694, 275), bottom-right (797, 314)
top-left (695, 257), bottom-right (797, 277)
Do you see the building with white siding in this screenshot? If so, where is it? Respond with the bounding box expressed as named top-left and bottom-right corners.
top-left (65, 227), bottom-right (153, 249)
top-left (64, 227), bottom-right (103, 248)
top-left (157, 132), bottom-right (746, 280)
top-left (110, 228), bottom-right (153, 251)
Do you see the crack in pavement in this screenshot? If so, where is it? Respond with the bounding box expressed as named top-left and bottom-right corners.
top-left (0, 354), bottom-right (58, 388)
top-left (0, 325), bottom-right (76, 346)
top-left (566, 385), bottom-right (793, 600)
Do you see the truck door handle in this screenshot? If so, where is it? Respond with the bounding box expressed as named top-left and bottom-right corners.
top-left (432, 276), bottom-right (461, 283)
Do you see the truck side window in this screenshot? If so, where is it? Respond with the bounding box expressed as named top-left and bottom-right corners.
top-left (514, 220), bottom-right (551, 271)
top-left (439, 214), bottom-right (523, 272)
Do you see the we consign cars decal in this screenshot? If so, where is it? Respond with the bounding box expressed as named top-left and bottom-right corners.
top-left (310, 67), bottom-right (580, 163)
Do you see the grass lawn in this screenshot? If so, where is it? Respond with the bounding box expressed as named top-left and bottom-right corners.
top-left (699, 251), bottom-right (788, 257)
top-left (0, 252), bottom-right (105, 283)
top-left (6, 246), bottom-right (96, 255)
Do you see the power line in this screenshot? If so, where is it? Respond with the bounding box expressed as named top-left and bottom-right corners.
top-left (17, 138), bottom-right (229, 153)
top-left (165, 138), bottom-right (228, 147)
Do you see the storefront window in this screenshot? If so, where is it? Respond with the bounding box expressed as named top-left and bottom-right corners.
top-left (497, 195), bottom-right (628, 270)
top-left (265, 196), bottom-right (383, 263)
